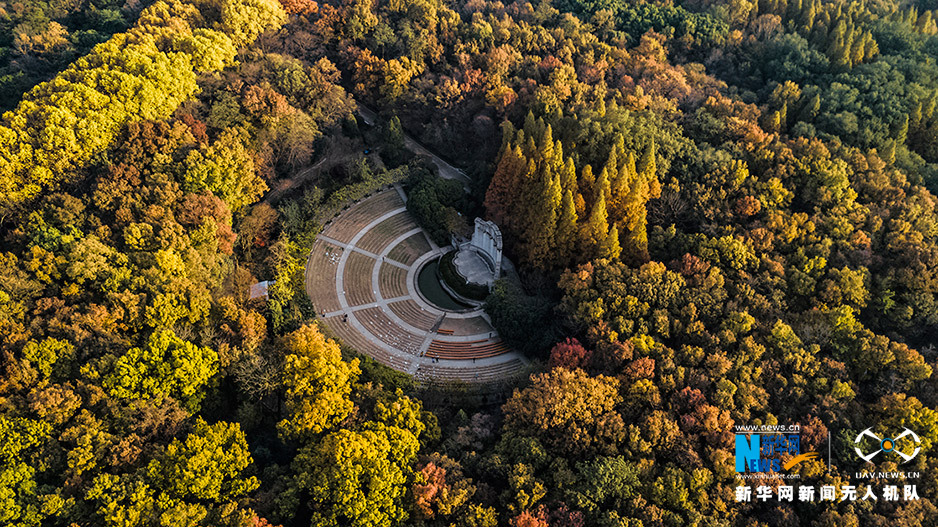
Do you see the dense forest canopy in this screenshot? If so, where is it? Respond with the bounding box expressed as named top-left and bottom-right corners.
top-left (0, 0), bottom-right (936, 525)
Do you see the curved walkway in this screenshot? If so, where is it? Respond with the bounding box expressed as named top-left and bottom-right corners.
top-left (306, 186), bottom-right (527, 384)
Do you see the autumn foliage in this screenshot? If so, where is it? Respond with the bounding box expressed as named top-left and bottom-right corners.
top-left (1, 0), bottom-right (937, 525)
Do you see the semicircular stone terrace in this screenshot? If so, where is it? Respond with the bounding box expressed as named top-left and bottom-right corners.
top-left (305, 185), bottom-right (527, 384)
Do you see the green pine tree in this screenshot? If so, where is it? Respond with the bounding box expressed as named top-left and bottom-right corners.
top-left (587, 186), bottom-right (609, 255)
top-left (554, 188), bottom-right (579, 269)
top-left (560, 157), bottom-right (577, 194)
top-left (579, 164), bottom-right (596, 207)
top-left (637, 138), bottom-right (656, 180)
top-left (620, 140), bottom-right (660, 264)
top-left (485, 144), bottom-right (527, 233)
top-left (599, 224), bottom-right (621, 260)
top-left (610, 149), bottom-right (637, 226)
top-left (521, 169), bottom-right (562, 270)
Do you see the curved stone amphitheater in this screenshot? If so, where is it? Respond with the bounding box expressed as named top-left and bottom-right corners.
top-left (305, 185), bottom-right (528, 384)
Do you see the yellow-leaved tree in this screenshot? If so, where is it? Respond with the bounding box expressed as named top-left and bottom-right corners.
top-left (0, 0), bottom-right (286, 219)
top-left (291, 393), bottom-right (428, 527)
top-left (277, 324), bottom-right (360, 441)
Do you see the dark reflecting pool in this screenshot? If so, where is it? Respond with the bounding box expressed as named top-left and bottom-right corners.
top-left (417, 258), bottom-right (473, 311)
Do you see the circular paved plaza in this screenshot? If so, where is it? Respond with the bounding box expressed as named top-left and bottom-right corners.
top-left (305, 186), bottom-right (527, 384)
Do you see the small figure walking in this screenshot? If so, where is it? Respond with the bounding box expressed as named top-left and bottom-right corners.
top-left (343, 314), bottom-right (349, 323)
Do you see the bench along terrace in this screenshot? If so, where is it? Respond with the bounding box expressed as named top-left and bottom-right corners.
top-left (306, 186), bottom-right (527, 385)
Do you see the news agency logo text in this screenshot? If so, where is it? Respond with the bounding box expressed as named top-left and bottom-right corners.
top-left (735, 424), bottom-right (819, 475)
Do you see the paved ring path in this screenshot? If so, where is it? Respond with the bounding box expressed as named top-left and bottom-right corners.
top-left (306, 186), bottom-right (527, 383)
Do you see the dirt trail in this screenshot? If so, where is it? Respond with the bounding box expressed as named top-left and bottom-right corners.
top-left (356, 104), bottom-right (472, 186)
top-left (265, 102), bottom-right (471, 206)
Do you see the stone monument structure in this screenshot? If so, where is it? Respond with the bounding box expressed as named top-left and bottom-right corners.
top-left (469, 218), bottom-right (502, 279)
top-left (452, 218), bottom-right (503, 288)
